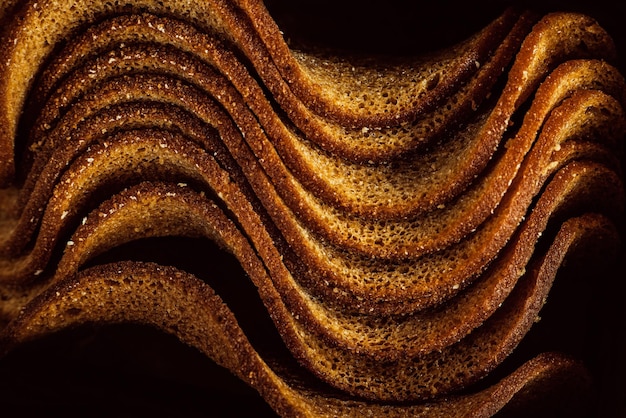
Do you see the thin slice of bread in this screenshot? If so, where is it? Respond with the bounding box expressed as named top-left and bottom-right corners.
top-left (18, 19), bottom-right (622, 223)
top-left (3, 189), bottom-right (615, 399)
top-left (1, 137), bottom-right (620, 378)
top-left (2, 181), bottom-right (612, 401)
top-left (0, 1), bottom-right (521, 184)
top-left (21, 11), bottom-right (531, 163)
top-left (19, 41), bottom-right (509, 223)
top-left (19, 43), bottom-right (626, 259)
top-left (14, 85), bottom-right (623, 265)
top-left (283, 213), bottom-right (617, 401)
top-left (3, 102), bottom-right (224, 257)
top-left (0, 1), bottom-right (622, 415)
top-left (50, 154), bottom-right (618, 364)
top-left (5, 99), bottom-right (623, 317)
top-left (10, 83), bottom-right (622, 310)
top-left (0, 259), bottom-right (594, 416)
top-left (0, 3), bottom-right (618, 186)
top-left (236, 0), bottom-right (612, 128)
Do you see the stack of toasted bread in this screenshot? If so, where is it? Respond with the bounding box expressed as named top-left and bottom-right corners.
top-left (0, 0), bottom-right (624, 416)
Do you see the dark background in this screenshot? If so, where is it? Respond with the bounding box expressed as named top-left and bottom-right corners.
top-left (0, 1), bottom-right (624, 417)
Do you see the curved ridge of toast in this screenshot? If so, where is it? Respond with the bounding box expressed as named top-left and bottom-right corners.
top-left (3, 81), bottom-right (623, 303)
top-left (286, 158), bottom-right (622, 354)
top-left (0, 2), bottom-right (623, 413)
top-left (20, 37), bottom-right (511, 222)
top-left (0, 260), bottom-right (593, 416)
top-left (25, 42), bottom-right (497, 223)
top-left (22, 53), bottom-right (502, 243)
top-left (49, 155), bottom-right (618, 365)
top-left (289, 213), bottom-right (618, 401)
top-left (17, 44), bottom-right (626, 260)
top-left (225, 1), bottom-right (517, 127)
top-left (0, 1), bottom-right (521, 183)
top-left (16, 17), bottom-right (623, 226)
top-left (4, 102), bottom-right (224, 257)
top-left (0, 3), bottom-right (618, 185)
top-left (273, 84), bottom-right (625, 260)
top-left (6, 168), bottom-right (618, 401)
top-left (13, 81), bottom-right (624, 269)
top-left (22, 11), bottom-right (532, 164)
top-left (237, 0), bottom-right (612, 127)
top-left (3, 111), bottom-right (622, 317)
top-left (286, 160), bottom-right (623, 314)
top-left (0, 128), bottom-right (253, 282)
top-left (19, 17), bottom-right (622, 209)
top-left (3, 178), bottom-right (614, 401)
top-left (0, 132), bottom-right (620, 375)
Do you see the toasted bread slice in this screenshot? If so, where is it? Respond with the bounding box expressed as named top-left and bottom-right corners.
top-left (1, 144), bottom-right (620, 381)
top-left (15, 85), bottom-right (623, 266)
top-left (3, 183), bottom-right (613, 402)
top-left (3, 102), bottom-right (225, 257)
top-left (18, 21), bottom-right (622, 223)
top-left (23, 11), bottom-right (531, 163)
top-left (49, 156), bottom-right (619, 363)
top-left (19, 45), bottom-right (626, 258)
top-left (0, 2), bottom-right (617, 184)
top-left (2, 180), bottom-right (613, 400)
top-left (0, 128), bottom-right (255, 283)
top-left (0, 259), bottom-right (594, 416)
top-left (20, 41), bottom-right (513, 222)
top-left (285, 213), bottom-right (618, 401)
top-left (0, 1), bottom-right (524, 184)
top-left (4, 99), bottom-right (622, 313)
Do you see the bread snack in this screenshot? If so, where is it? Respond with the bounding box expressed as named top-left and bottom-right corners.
top-left (0, 0), bottom-right (624, 416)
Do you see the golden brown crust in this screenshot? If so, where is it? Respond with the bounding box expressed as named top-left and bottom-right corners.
top-left (0, 152), bottom-right (620, 400)
top-left (0, 259), bottom-right (598, 414)
top-left (0, 1), bottom-right (623, 415)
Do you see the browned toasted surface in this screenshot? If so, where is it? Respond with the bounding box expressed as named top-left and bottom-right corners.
top-left (0, 0), bottom-right (624, 416)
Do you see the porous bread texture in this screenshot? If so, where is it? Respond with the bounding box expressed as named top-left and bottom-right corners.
top-left (22, 9), bottom-right (614, 166)
top-left (287, 161), bottom-right (623, 316)
top-left (0, 0), bottom-right (233, 186)
top-left (206, 0), bottom-right (518, 128)
top-left (1, 82), bottom-right (620, 314)
top-left (0, 4), bottom-right (617, 186)
top-left (1, 92), bottom-right (619, 366)
top-left (12, 17), bottom-right (616, 248)
top-left (24, 43), bottom-right (498, 226)
top-left (236, 0), bottom-right (606, 134)
top-left (23, 75), bottom-right (234, 185)
top-left (279, 27), bottom-right (487, 126)
top-left (7, 103), bottom-right (233, 260)
top-left (288, 213), bottom-right (616, 401)
top-left (23, 12), bottom-right (531, 164)
top-left (290, 156), bottom-right (622, 358)
top-left (276, 62), bottom-right (626, 258)
top-left (19, 21), bottom-right (516, 221)
top-left (3, 86), bottom-right (619, 322)
top-left (1, 125), bottom-right (621, 387)
top-left (0, 260), bottom-right (594, 417)
top-left (0, 128), bottom-right (251, 282)
top-left (17, 12), bottom-right (616, 224)
top-left (51, 159), bottom-right (620, 367)
top-left (0, 0), bottom-right (623, 413)
top-left (18, 101), bottom-right (222, 219)
top-left (0, 0), bottom-right (519, 185)
top-left (30, 203), bottom-right (623, 402)
top-left (3, 69), bottom-right (624, 312)
top-left (17, 44), bottom-right (497, 247)
top-left (18, 26), bottom-right (625, 260)
top-left (3, 170), bottom-right (616, 398)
